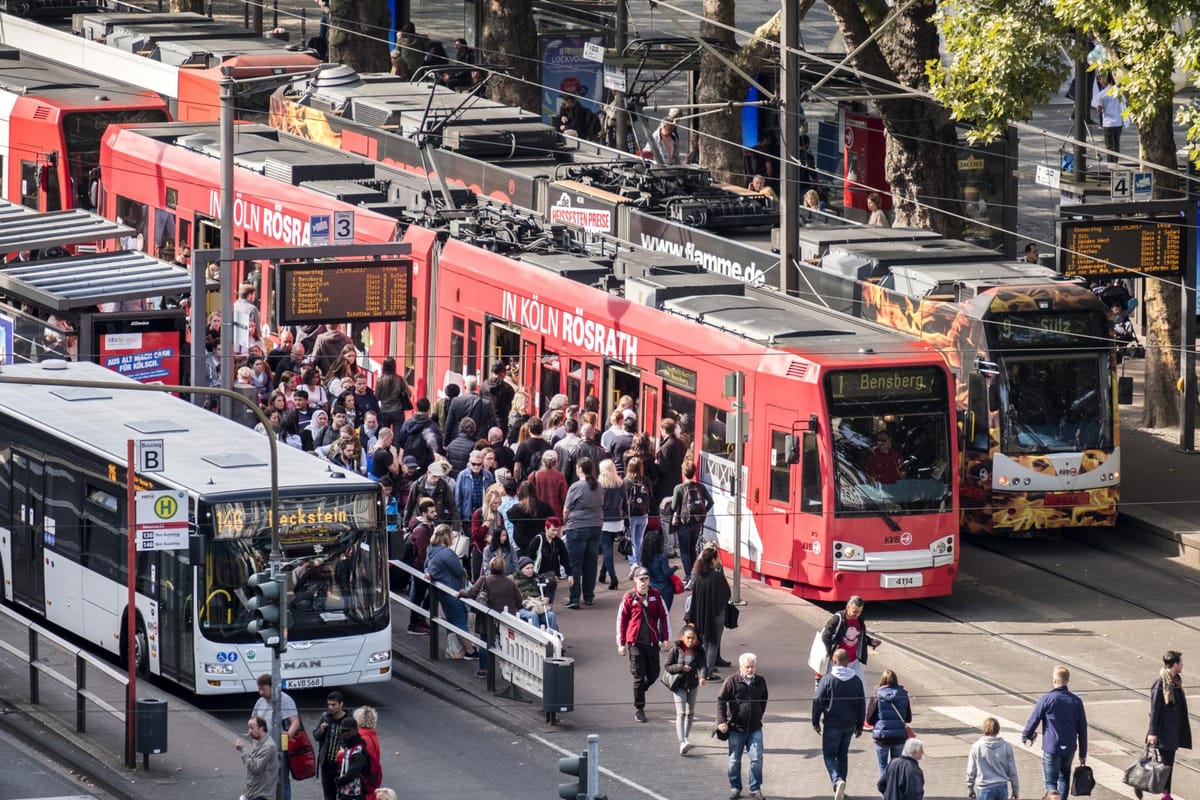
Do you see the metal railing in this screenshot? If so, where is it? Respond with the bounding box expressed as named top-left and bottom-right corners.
top-left (388, 559), bottom-right (564, 700)
top-left (0, 602), bottom-right (128, 733)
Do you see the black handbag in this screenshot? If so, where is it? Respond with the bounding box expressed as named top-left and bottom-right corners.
top-left (1071, 764), bottom-right (1095, 796)
top-left (725, 603), bottom-right (740, 629)
top-left (1123, 746), bottom-right (1171, 795)
top-left (660, 669), bottom-right (686, 692)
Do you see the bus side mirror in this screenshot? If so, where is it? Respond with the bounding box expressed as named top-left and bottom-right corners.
top-left (784, 434), bottom-right (800, 465)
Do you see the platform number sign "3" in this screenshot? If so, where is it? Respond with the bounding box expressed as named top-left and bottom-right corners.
top-left (333, 210), bottom-right (354, 244)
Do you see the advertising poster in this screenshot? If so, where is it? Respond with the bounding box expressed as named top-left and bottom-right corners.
top-left (100, 331), bottom-right (181, 384)
top-left (0, 314), bottom-right (12, 365)
top-left (540, 34), bottom-right (604, 124)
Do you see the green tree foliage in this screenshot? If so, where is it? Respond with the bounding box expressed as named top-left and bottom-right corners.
top-left (929, 0), bottom-right (1195, 427)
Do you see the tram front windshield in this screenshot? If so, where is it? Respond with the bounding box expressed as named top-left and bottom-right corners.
top-left (200, 493), bottom-right (389, 643)
top-left (826, 367), bottom-right (953, 516)
top-left (999, 353), bottom-right (1113, 453)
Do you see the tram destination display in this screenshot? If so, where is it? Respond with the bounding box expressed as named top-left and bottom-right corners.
top-left (1059, 218), bottom-right (1183, 279)
top-left (276, 259), bottom-right (411, 325)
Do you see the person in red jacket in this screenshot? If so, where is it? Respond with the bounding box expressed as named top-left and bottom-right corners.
top-left (616, 566), bottom-right (672, 723)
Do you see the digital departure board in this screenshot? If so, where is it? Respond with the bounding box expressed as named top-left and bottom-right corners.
top-left (276, 259), bottom-right (411, 325)
top-left (1059, 218), bottom-right (1184, 279)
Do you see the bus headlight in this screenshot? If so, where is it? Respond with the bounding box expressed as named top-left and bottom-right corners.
top-left (833, 542), bottom-right (863, 561)
top-left (204, 662), bottom-right (237, 675)
top-left (368, 650), bottom-right (391, 664)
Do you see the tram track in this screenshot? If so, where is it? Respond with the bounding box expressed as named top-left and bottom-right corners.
top-left (879, 537), bottom-right (1200, 776)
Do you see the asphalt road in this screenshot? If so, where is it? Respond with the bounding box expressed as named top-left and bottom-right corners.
top-left (0, 725), bottom-right (110, 800)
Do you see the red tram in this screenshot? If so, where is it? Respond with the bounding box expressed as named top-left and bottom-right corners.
top-left (98, 122), bottom-right (960, 600)
top-left (0, 47), bottom-right (168, 213)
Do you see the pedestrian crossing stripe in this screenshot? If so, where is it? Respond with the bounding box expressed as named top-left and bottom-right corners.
top-left (932, 706), bottom-right (1145, 800)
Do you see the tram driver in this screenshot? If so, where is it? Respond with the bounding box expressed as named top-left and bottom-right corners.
top-left (865, 432), bottom-right (905, 484)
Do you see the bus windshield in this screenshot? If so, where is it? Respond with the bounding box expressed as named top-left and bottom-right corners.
top-left (999, 353), bottom-right (1113, 453)
top-left (200, 493), bottom-right (388, 644)
top-left (826, 367), bottom-right (953, 516)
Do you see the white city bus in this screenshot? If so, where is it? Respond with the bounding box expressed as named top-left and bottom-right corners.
top-left (0, 360), bottom-right (392, 694)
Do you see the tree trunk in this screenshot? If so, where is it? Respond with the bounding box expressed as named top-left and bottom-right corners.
top-left (328, 0), bottom-right (392, 73)
top-left (1138, 104), bottom-right (1182, 429)
top-left (825, 0), bottom-right (960, 234)
top-left (171, 0), bottom-right (205, 13)
top-left (481, 0), bottom-right (540, 113)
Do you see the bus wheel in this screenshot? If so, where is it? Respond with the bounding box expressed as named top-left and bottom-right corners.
top-left (121, 616), bottom-right (149, 674)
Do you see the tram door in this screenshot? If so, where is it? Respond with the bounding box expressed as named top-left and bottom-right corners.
top-left (10, 451), bottom-right (46, 613)
top-left (604, 361), bottom-right (642, 420)
top-left (485, 317), bottom-right (521, 375)
top-left (196, 216), bottom-right (222, 317)
top-left (763, 405), bottom-right (799, 524)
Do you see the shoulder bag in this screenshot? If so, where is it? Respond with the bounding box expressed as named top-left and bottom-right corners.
top-left (661, 669), bottom-right (687, 692)
top-left (725, 603), bottom-right (740, 630)
top-left (1123, 746), bottom-right (1170, 795)
top-left (887, 699), bottom-right (915, 739)
top-left (287, 722), bottom-right (317, 780)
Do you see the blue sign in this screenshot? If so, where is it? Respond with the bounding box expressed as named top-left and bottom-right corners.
top-left (310, 214), bottom-right (331, 246)
top-left (1133, 171), bottom-right (1153, 200)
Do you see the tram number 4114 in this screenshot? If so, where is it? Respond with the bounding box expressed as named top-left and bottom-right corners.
top-left (881, 573), bottom-right (923, 589)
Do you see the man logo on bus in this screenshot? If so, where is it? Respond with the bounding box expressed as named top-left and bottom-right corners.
top-left (154, 494), bottom-right (179, 520)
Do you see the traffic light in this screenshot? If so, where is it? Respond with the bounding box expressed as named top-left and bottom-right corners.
top-left (558, 752), bottom-right (586, 800)
top-left (246, 570), bottom-right (285, 651)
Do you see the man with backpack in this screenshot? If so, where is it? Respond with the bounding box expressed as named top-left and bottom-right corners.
top-left (396, 398), bottom-right (441, 474)
top-left (403, 499), bottom-right (438, 634)
top-left (333, 717), bottom-right (372, 800)
top-left (670, 461), bottom-right (712, 582)
top-left (402, 460), bottom-right (460, 535)
top-left (443, 374), bottom-right (498, 445)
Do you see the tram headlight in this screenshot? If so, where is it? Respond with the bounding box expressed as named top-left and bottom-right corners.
top-left (368, 650), bottom-right (391, 664)
top-left (833, 541), bottom-right (863, 561)
top-left (930, 535), bottom-right (956, 565)
top-left (203, 662), bottom-right (237, 675)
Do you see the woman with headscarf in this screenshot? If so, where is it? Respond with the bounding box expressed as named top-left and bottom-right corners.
top-left (306, 409), bottom-right (335, 453)
top-left (1148, 650), bottom-right (1191, 800)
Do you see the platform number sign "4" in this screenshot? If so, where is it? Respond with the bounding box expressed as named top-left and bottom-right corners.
top-left (333, 210), bottom-right (354, 244)
top-left (1111, 169), bottom-right (1133, 201)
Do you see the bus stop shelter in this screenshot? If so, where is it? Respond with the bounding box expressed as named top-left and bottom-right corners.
top-left (0, 200), bottom-right (197, 381)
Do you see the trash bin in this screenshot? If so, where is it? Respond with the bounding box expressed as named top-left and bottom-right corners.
top-left (136, 697), bottom-right (168, 755)
top-left (542, 657), bottom-right (574, 714)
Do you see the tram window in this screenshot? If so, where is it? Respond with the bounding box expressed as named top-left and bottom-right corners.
top-left (663, 389), bottom-right (697, 443)
top-left (540, 350), bottom-right (561, 415)
top-left (467, 320), bottom-right (481, 378)
top-left (19, 162), bottom-right (37, 209)
top-left (567, 359), bottom-right (583, 405)
top-left (800, 432), bottom-right (823, 513)
top-left (769, 429), bottom-right (791, 503)
top-left (585, 363), bottom-right (599, 408)
top-left (153, 209), bottom-right (176, 261)
top-left (450, 316), bottom-right (465, 376)
top-left (114, 195), bottom-right (148, 251)
top-left (702, 404), bottom-right (730, 455)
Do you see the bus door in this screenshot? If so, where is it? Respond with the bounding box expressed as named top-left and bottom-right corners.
top-left (603, 360), bottom-right (641, 420)
top-left (156, 548), bottom-right (195, 685)
top-left (10, 451), bottom-right (46, 613)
